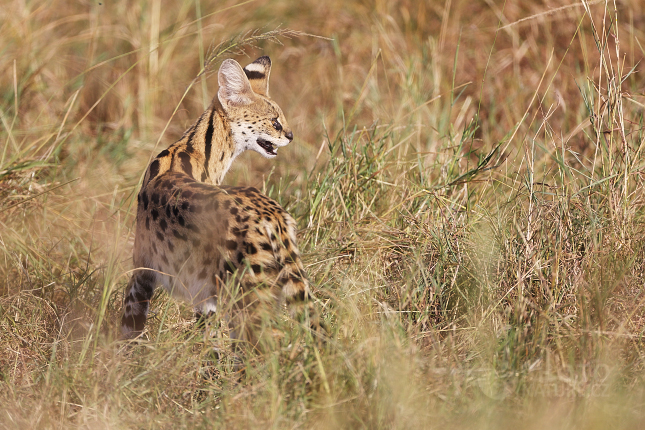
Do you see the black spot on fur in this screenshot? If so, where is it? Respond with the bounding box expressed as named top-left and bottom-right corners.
top-left (138, 269), bottom-right (156, 289)
top-left (160, 194), bottom-right (168, 206)
top-left (177, 215), bottom-right (185, 226)
top-left (151, 193), bottom-right (160, 205)
top-left (159, 219), bottom-right (167, 231)
top-left (224, 261), bottom-right (235, 275)
top-left (260, 242), bottom-right (272, 251)
top-left (161, 253), bottom-right (169, 265)
top-left (245, 242), bottom-right (257, 254)
top-left (225, 240), bottom-right (237, 250)
top-left (220, 152), bottom-right (225, 161)
top-left (286, 251), bottom-right (298, 263)
top-left (192, 238), bottom-right (201, 247)
top-left (148, 160), bottom-right (160, 183)
top-left (236, 251), bottom-right (244, 264)
top-left (145, 217), bottom-right (150, 230)
top-left (168, 241), bottom-right (174, 253)
top-left (179, 152), bottom-right (193, 178)
top-left (151, 242), bottom-right (157, 254)
top-left (174, 230), bottom-right (188, 241)
top-left (187, 224), bottom-right (200, 233)
top-left (198, 268), bottom-right (208, 280)
top-left (244, 70), bottom-right (265, 80)
top-left (232, 226), bottom-right (247, 237)
top-left (157, 149), bottom-right (170, 158)
top-left (287, 290), bottom-right (307, 303)
top-left (151, 209), bottom-right (159, 221)
top-left (122, 311), bottom-right (147, 334)
top-left (230, 207), bottom-right (238, 215)
top-left (203, 108), bottom-right (216, 178)
top-left (156, 231), bottom-right (164, 241)
top-left (165, 205), bottom-right (171, 218)
top-left (141, 192), bottom-right (149, 210)
top-left (183, 190), bottom-right (193, 199)
top-left (133, 290), bottom-right (148, 306)
top-left (173, 206), bottom-right (179, 217)
top-left (251, 264), bottom-right (262, 273)
top-left (181, 202), bottom-right (189, 211)
top-left (280, 272), bottom-right (302, 285)
top-left (185, 116), bottom-right (201, 154)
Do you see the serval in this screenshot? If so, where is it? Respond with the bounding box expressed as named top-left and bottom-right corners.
top-left (121, 56), bottom-right (316, 352)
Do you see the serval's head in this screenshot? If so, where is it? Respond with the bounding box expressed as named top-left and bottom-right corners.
top-left (218, 56), bottom-right (293, 159)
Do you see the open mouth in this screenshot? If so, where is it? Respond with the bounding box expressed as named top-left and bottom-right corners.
top-left (257, 138), bottom-right (278, 156)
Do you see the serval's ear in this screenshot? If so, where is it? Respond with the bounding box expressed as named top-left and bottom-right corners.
top-left (243, 56), bottom-right (271, 97)
top-left (218, 59), bottom-right (254, 109)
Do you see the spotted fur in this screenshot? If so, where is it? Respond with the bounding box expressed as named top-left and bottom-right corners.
top-left (122, 56), bottom-right (314, 349)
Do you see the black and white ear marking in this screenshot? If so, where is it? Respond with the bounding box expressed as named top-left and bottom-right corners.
top-left (218, 59), bottom-right (254, 109)
top-left (243, 56), bottom-right (271, 97)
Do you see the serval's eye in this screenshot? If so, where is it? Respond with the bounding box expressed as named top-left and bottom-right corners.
top-left (272, 118), bottom-right (282, 131)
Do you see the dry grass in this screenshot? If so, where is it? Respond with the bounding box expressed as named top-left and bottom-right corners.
top-left (1, 0), bottom-right (645, 428)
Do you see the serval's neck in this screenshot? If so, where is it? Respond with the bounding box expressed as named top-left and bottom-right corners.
top-left (142, 98), bottom-right (237, 188)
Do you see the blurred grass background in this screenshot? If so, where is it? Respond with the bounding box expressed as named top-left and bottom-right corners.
top-left (1, 0), bottom-right (645, 428)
